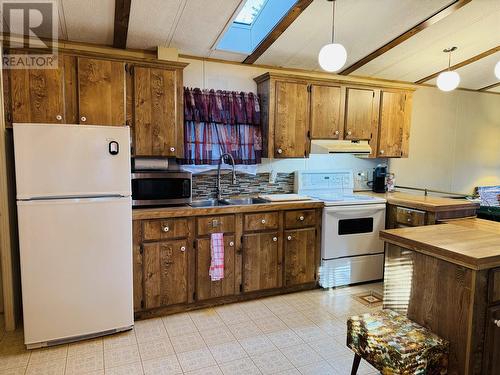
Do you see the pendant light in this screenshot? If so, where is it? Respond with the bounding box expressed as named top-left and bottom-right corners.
top-left (318, 0), bottom-right (347, 72)
top-left (436, 47), bottom-right (460, 92)
top-left (494, 60), bottom-right (500, 80)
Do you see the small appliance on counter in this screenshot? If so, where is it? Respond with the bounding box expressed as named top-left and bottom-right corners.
top-left (371, 164), bottom-right (387, 193)
top-left (131, 157), bottom-right (192, 207)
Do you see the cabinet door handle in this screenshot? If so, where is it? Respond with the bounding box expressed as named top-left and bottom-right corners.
top-left (277, 148), bottom-right (283, 154)
top-left (494, 319), bottom-right (500, 327)
top-left (272, 237), bottom-right (278, 242)
top-left (379, 150), bottom-right (385, 155)
top-left (80, 116), bottom-right (87, 122)
top-left (56, 114), bottom-right (63, 121)
top-left (261, 219), bottom-right (266, 224)
top-left (180, 246), bottom-right (186, 252)
top-left (229, 241), bottom-right (234, 247)
top-left (407, 218), bottom-right (411, 222)
top-left (334, 130), bottom-right (339, 135)
top-left (299, 216), bottom-right (305, 221)
top-left (347, 131), bottom-right (352, 136)
top-left (170, 147), bottom-right (175, 152)
top-left (162, 226), bottom-right (169, 232)
top-left (287, 235), bottom-right (292, 241)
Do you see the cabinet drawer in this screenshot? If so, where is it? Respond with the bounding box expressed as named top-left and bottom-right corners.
top-left (143, 218), bottom-right (189, 241)
top-left (285, 210), bottom-right (316, 229)
top-left (244, 212), bottom-right (279, 231)
top-left (197, 215), bottom-right (235, 236)
top-left (396, 207), bottom-right (425, 226)
top-left (489, 268), bottom-right (500, 304)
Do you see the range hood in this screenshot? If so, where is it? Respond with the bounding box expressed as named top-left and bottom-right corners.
top-left (310, 140), bottom-right (372, 155)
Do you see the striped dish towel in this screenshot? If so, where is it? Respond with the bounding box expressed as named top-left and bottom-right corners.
top-left (209, 233), bottom-right (224, 281)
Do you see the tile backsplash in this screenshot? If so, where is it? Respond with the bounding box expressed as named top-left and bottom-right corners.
top-left (192, 172), bottom-right (294, 200)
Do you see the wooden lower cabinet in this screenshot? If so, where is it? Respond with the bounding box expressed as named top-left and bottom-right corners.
top-left (483, 305), bottom-right (500, 374)
top-left (133, 206), bottom-right (322, 318)
top-left (142, 240), bottom-right (189, 309)
top-left (196, 235), bottom-right (236, 300)
top-left (284, 228), bottom-right (317, 286)
top-left (242, 232), bottom-right (282, 292)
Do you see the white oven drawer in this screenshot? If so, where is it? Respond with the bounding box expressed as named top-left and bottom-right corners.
top-left (319, 253), bottom-right (384, 288)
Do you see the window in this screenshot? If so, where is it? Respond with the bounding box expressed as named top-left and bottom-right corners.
top-left (216, 0), bottom-right (297, 55)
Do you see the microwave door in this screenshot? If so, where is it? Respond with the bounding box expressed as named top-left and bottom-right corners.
top-left (131, 172), bottom-right (191, 207)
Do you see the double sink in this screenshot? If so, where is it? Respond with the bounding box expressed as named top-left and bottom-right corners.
top-left (189, 197), bottom-right (268, 208)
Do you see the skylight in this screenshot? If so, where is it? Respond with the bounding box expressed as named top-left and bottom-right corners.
top-left (234, 0), bottom-right (267, 25)
top-left (216, 0), bottom-right (297, 55)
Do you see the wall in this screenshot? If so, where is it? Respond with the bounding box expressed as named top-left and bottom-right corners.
top-left (389, 87), bottom-right (500, 194)
top-left (181, 57), bottom-right (384, 190)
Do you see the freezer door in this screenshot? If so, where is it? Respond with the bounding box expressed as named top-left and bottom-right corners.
top-left (13, 123), bottom-right (131, 199)
top-left (17, 197), bottom-right (133, 346)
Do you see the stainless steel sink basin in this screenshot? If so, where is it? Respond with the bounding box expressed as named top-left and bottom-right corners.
top-left (189, 199), bottom-right (229, 208)
top-left (220, 197), bottom-right (269, 205)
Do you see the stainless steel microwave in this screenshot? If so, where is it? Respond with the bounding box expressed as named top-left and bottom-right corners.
top-left (131, 171), bottom-right (192, 207)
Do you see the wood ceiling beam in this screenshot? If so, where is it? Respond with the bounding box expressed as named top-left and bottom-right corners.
top-left (415, 45), bottom-right (500, 84)
top-left (113, 0), bottom-right (132, 49)
top-left (478, 81), bottom-right (500, 92)
top-left (242, 0), bottom-right (314, 65)
top-left (339, 0), bottom-right (472, 75)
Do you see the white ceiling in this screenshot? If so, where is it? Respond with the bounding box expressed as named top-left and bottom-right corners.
top-left (52, 0), bottom-right (500, 93)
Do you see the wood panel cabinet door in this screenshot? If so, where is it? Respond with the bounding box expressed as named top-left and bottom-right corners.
top-left (195, 235), bottom-right (236, 300)
top-left (142, 240), bottom-right (189, 309)
top-left (133, 66), bottom-right (180, 157)
top-left (274, 81), bottom-right (309, 158)
top-left (310, 84), bottom-right (344, 139)
top-left (344, 87), bottom-right (377, 140)
top-left (284, 228), bottom-right (316, 286)
top-left (377, 90), bottom-right (412, 158)
top-left (77, 58), bottom-right (125, 125)
top-left (5, 55), bottom-right (65, 124)
top-left (242, 232), bottom-right (282, 292)
top-left (483, 305), bottom-right (500, 375)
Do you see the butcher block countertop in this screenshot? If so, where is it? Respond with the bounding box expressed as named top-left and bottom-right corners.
top-left (380, 218), bottom-right (500, 270)
top-left (132, 199), bottom-right (324, 220)
top-left (362, 191), bottom-right (479, 212)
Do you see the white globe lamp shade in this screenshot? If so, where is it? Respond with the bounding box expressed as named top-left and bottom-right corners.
top-left (495, 61), bottom-right (500, 80)
top-left (318, 43), bottom-right (347, 72)
top-left (436, 71), bottom-right (460, 92)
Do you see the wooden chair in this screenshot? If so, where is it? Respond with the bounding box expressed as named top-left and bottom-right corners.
top-left (347, 310), bottom-right (449, 375)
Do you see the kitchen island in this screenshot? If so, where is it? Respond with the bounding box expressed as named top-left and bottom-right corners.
top-left (380, 218), bottom-right (500, 375)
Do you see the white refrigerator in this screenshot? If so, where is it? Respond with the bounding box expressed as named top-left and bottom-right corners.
top-left (13, 123), bottom-right (134, 349)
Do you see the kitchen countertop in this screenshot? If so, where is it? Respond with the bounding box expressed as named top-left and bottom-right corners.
top-left (380, 218), bottom-right (500, 270)
top-left (132, 199), bottom-right (324, 220)
top-left (359, 191), bottom-right (479, 212)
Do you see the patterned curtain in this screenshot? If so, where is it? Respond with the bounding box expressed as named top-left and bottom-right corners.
top-left (183, 88), bottom-right (262, 165)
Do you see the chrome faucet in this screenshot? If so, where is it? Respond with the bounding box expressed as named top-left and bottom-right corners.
top-left (216, 153), bottom-right (237, 200)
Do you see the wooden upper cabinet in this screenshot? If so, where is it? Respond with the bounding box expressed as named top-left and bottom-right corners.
top-left (77, 58), bottom-right (125, 126)
top-left (274, 81), bottom-right (309, 158)
top-left (343, 87), bottom-right (378, 140)
top-left (142, 240), bottom-right (189, 309)
top-left (377, 90), bottom-right (412, 158)
top-left (242, 232), bottom-right (282, 292)
top-left (5, 54), bottom-right (65, 124)
top-left (310, 84), bottom-right (344, 139)
top-left (133, 66), bottom-right (180, 157)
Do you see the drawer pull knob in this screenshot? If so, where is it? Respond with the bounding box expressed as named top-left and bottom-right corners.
top-left (334, 130), bottom-right (339, 135)
top-left (180, 246), bottom-right (186, 252)
top-left (494, 319), bottom-right (500, 327)
top-left (380, 149), bottom-right (385, 154)
top-left (162, 226), bottom-right (169, 232)
top-left (81, 116), bottom-right (87, 122)
top-left (347, 131), bottom-right (352, 136)
top-left (407, 218), bottom-right (411, 222)
top-left (229, 241), bottom-right (234, 247)
top-left (272, 237), bottom-right (277, 242)
top-left (261, 219), bottom-right (266, 224)
top-left (287, 235), bottom-right (292, 241)
top-left (299, 216), bottom-right (305, 221)
top-left (56, 114), bottom-right (62, 120)
top-left (170, 147), bottom-right (175, 152)
top-left (277, 148), bottom-right (283, 154)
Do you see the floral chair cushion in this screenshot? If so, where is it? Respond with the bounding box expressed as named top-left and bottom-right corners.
top-left (347, 310), bottom-right (449, 375)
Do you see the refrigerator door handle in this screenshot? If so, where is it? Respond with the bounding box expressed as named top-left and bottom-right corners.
top-left (109, 141), bottom-right (119, 155)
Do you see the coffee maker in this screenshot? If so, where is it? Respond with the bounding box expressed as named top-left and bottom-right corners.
top-left (372, 165), bottom-right (387, 193)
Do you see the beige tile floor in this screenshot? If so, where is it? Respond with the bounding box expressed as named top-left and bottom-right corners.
top-left (0, 282), bottom-right (383, 374)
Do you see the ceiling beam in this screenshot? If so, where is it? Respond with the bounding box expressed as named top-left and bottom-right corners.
top-left (415, 45), bottom-right (500, 84)
top-left (113, 0), bottom-right (132, 49)
top-left (242, 0), bottom-right (314, 64)
top-left (478, 81), bottom-right (500, 92)
top-left (339, 0), bottom-right (472, 75)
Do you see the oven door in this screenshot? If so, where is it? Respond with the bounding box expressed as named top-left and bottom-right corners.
top-left (322, 203), bottom-right (386, 260)
top-left (131, 172), bottom-right (191, 206)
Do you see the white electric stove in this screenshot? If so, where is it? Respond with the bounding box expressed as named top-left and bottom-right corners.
top-left (295, 170), bottom-right (386, 288)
